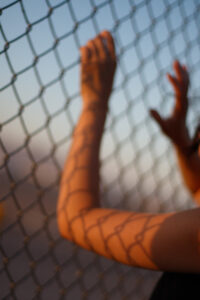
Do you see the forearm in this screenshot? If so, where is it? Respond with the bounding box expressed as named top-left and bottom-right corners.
top-left (173, 118), bottom-right (200, 194)
top-left (57, 103), bottom-right (107, 239)
top-left (174, 144), bottom-right (200, 195)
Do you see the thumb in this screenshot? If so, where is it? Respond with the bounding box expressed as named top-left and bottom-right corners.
top-left (149, 109), bottom-right (164, 129)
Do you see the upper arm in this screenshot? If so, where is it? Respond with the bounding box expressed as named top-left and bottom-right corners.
top-left (57, 205), bottom-right (200, 273)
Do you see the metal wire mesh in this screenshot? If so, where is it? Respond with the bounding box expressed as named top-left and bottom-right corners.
top-left (0, 0), bottom-right (200, 299)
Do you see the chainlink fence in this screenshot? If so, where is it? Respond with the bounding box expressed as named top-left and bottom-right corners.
top-left (0, 0), bottom-right (200, 299)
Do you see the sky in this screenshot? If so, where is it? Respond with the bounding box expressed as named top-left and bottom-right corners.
top-left (0, 0), bottom-right (200, 208)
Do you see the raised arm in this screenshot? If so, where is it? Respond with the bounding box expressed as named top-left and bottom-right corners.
top-left (150, 61), bottom-right (200, 202)
top-left (57, 33), bottom-right (200, 273)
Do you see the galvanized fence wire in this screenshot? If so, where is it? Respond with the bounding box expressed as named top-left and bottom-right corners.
top-left (0, 0), bottom-right (200, 299)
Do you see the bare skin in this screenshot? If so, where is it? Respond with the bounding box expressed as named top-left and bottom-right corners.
top-left (151, 61), bottom-right (200, 198)
top-left (57, 31), bottom-right (200, 272)
top-left (150, 60), bottom-right (190, 148)
top-left (80, 33), bottom-right (116, 109)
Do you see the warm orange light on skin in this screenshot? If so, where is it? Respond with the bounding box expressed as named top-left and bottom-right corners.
top-left (57, 31), bottom-right (200, 273)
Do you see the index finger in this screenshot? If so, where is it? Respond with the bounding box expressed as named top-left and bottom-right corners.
top-left (100, 31), bottom-right (116, 59)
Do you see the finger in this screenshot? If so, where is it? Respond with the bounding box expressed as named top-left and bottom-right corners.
top-left (87, 40), bottom-right (98, 61)
top-left (173, 60), bottom-right (185, 81)
top-left (167, 73), bottom-right (179, 91)
top-left (80, 46), bottom-right (90, 62)
top-left (149, 109), bottom-right (164, 129)
top-left (182, 65), bottom-right (189, 81)
top-left (94, 35), bottom-right (106, 59)
top-left (100, 30), bottom-right (116, 59)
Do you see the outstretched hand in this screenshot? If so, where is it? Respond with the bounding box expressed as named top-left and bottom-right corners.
top-left (80, 31), bottom-right (116, 110)
top-left (150, 60), bottom-right (190, 148)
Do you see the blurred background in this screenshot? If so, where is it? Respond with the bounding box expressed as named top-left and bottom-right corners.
top-left (0, 0), bottom-right (200, 299)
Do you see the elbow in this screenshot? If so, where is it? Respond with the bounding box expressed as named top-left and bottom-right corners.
top-left (57, 187), bottom-right (74, 241)
top-left (57, 205), bottom-right (73, 242)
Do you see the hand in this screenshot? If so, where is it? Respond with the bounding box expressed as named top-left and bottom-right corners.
top-left (150, 60), bottom-right (190, 148)
top-left (80, 31), bottom-right (116, 110)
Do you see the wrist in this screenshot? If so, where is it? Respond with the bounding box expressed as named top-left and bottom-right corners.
top-left (171, 127), bottom-right (192, 153)
top-left (173, 135), bottom-right (191, 150)
top-left (82, 101), bottom-right (109, 114)
top-left (78, 101), bottom-right (108, 134)
top-left (174, 136), bottom-right (195, 158)
top-left (74, 104), bottom-right (107, 142)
